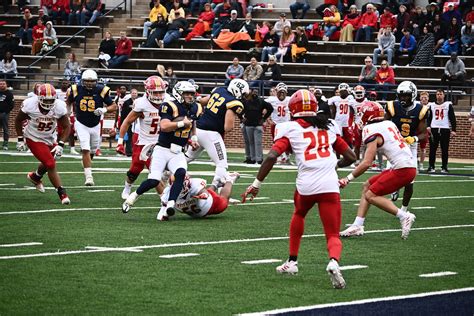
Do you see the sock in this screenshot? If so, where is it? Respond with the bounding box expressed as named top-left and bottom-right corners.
top-left (354, 216), bottom-right (365, 227)
top-left (136, 179), bottom-right (160, 195)
top-left (167, 200), bottom-right (175, 209)
top-left (56, 186), bottom-right (66, 196)
top-left (84, 167), bottom-right (92, 178)
top-left (124, 181), bottom-right (132, 188)
top-left (169, 168), bottom-right (186, 201)
top-left (289, 213), bottom-right (305, 257)
top-left (34, 170), bottom-right (43, 178)
top-left (289, 255), bottom-right (298, 262)
top-left (70, 146), bottom-right (75, 151)
top-left (401, 205), bottom-right (408, 212)
top-left (396, 209), bottom-right (407, 219)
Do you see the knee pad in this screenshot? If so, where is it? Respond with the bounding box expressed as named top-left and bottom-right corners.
top-left (127, 171), bottom-right (139, 182)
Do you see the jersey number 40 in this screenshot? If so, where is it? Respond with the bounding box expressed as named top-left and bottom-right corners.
top-left (303, 130), bottom-right (330, 161)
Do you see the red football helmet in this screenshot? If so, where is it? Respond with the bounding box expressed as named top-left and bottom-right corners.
top-left (37, 83), bottom-right (57, 111)
top-left (144, 76), bottom-right (167, 105)
top-left (288, 89), bottom-right (318, 118)
top-left (358, 101), bottom-right (385, 128)
top-left (353, 85), bottom-right (365, 100)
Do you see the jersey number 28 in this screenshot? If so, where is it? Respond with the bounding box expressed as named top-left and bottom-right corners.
top-left (303, 130), bottom-right (330, 161)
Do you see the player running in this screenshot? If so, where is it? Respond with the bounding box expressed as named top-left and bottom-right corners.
top-left (266, 82), bottom-right (291, 164)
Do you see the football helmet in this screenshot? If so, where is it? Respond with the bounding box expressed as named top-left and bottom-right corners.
top-left (144, 76), bottom-right (167, 105)
top-left (353, 85), bottom-right (365, 100)
top-left (172, 81), bottom-right (196, 105)
top-left (81, 69), bottom-right (98, 90)
top-left (37, 83), bottom-right (57, 111)
top-left (338, 83), bottom-right (350, 92)
top-left (358, 101), bottom-right (385, 128)
top-left (288, 89), bottom-right (318, 118)
top-left (397, 81), bottom-right (417, 108)
top-left (276, 82), bottom-right (288, 93)
top-left (227, 79), bottom-right (250, 100)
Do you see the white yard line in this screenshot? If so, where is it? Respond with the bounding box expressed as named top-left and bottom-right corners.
top-left (339, 265), bottom-right (368, 271)
top-left (0, 224), bottom-right (472, 260)
top-left (0, 183), bottom-right (15, 186)
top-left (85, 246), bottom-right (143, 253)
top-left (419, 271), bottom-right (457, 278)
top-left (0, 242), bottom-right (43, 248)
top-left (239, 287), bottom-right (474, 315)
top-left (87, 190), bottom-right (115, 192)
top-left (241, 259), bottom-right (282, 265)
top-left (159, 253), bottom-right (200, 258)
top-left (412, 206), bottom-right (436, 210)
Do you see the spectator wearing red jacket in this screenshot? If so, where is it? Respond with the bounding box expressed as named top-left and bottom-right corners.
top-left (185, 3), bottom-right (215, 41)
top-left (108, 31), bottom-right (132, 68)
top-left (31, 19), bottom-right (45, 55)
top-left (380, 7), bottom-right (396, 29)
top-left (355, 4), bottom-right (378, 42)
top-left (315, 0), bottom-right (338, 18)
top-left (339, 4), bottom-right (360, 42)
top-left (375, 61), bottom-right (395, 100)
top-left (465, 9), bottom-right (474, 23)
top-left (52, 0), bottom-right (70, 25)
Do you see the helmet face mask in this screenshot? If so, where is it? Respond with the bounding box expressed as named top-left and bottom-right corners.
top-left (144, 76), bottom-right (167, 106)
top-left (172, 81), bottom-right (196, 105)
top-left (81, 69), bottom-right (98, 91)
top-left (396, 80), bottom-right (417, 108)
top-left (37, 83), bottom-right (57, 112)
top-left (398, 92), bottom-right (413, 107)
top-left (276, 82), bottom-right (288, 100)
top-left (338, 83), bottom-right (350, 99)
top-left (353, 85), bottom-right (365, 100)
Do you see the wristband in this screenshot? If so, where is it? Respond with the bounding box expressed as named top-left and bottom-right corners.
top-left (118, 138), bottom-right (124, 145)
top-left (18, 137), bottom-right (24, 142)
top-left (191, 135), bottom-right (198, 143)
top-left (252, 179), bottom-right (262, 188)
top-left (58, 141), bottom-right (65, 147)
top-left (346, 173), bottom-right (355, 182)
top-left (177, 121), bottom-right (185, 129)
top-left (414, 136), bottom-right (419, 142)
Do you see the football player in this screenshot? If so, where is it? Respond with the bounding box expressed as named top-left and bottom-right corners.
top-left (157, 172), bottom-right (240, 221)
top-left (116, 76), bottom-right (167, 199)
top-left (55, 79), bottom-right (78, 155)
top-left (339, 101), bottom-right (417, 239)
top-left (328, 83), bottom-right (357, 148)
top-left (417, 91), bottom-right (430, 170)
top-left (15, 83), bottom-right (71, 204)
top-left (385, 81), bottom-right (428, 208)
top-left (185, 78), bottom-right (249, 188)
top-left (352, 85), bottom-right (367, 162)
top-left (122, 81), bottom-right (202, 218)
top-left (66, 69), bottom-right (117, 186)
top-left (266, 82), bottom-right (291, 164)
top-left (242, 89), bottom-right (356, 289)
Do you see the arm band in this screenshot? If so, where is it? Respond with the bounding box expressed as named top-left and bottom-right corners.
top-left (252, 179), bottom-right (262, 188)
top-left (414, 136), bottom-right (419, 142)
top-left (346, 173), bottom-right (355, 182)
top-left (18, 137), bottom-right (24, 142)
top-left (177, 121), bottom-right (185, 129)
top-left (58, 141), bottom-right (65, 147)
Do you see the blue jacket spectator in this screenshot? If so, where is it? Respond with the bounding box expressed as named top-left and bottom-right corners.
top-left (438, 37), bottom-right (460, 55)
top-left (394, 29), bottom-right (416, 65)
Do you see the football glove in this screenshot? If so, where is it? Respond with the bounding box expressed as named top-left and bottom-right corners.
top-left (50, 142), bottom-right (65, 160)
top-left (93, 107), bottom-right (108, 116)
top-left (116, 144), bottom-right (126, 155)
top-left (404, 136), bottom-right (418, 145)
top-left (241, 180), bottom-right (261, 203)
top-left (16, 139), bottom-right (27, 152)
top-left (338, 178), bottom-right (350, 188)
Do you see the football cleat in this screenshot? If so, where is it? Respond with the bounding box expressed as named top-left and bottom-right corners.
top-left (326, 259), bottom-right (346, 289)
top-left (427, 167), bottom-right (435, 173)
top-left (223, 172), bottom-right (240, 185)
top-left (27, 172), bottom-right (45, 193)
top-left (440, 168), bottom-right (449, 174)
top-left (400, 212), bottom-right (416, 239)
top-left (70, 148), bottom-right (79, 155)
top-left (122, 192), bottom-right (139, 213)
top-left (276, 260), bottom-right (298, 275)
top-left (391, 190), bottom-right (399, 201)
top-left (340, 225), bottom-right (364, 237)
top-left (84, 176), bottom-right (95, 186)
top-left (156, 207), bottom-right (171, 221)
top-left (60, 194), bottom-right (71, 205)
top-left (121, 185), bottom-right (131, 200)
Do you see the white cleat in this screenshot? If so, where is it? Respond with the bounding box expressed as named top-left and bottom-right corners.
top-left (156, 207), bottom-right (171, 221)
top-left (340, 225), bottom-right (364, 237)
top-left (400, 212), bottom-right (416, 239)
top-left (70, 148), bottom-right (80, 155)
top-left (276, 260), bottom-right (298, 275)
top-left (121, 185), bottom-right (132, 200)
top-left (122, 192), bottom-right (139, 213)
top-left (326, 259), bottom-right (346, 289)
top-left (84, 176), bottom-right (95, 186)
top-left (27, 172), bottom-right (45, 193)
top-left (226, 172), bottom-right (240, 184)
top-left (60, 194), bottom-right (71, 205)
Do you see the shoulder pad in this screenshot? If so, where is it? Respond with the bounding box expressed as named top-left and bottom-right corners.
top-left (71, 85), bottom-right (78, 98)
top-left (386, 101), bottom-right (395, 117)
top-left (166, 101), bottom-right (179, 118)
top-left (419, 105), bottom-right (429, 120)
top-left (100, 86), bottom-right (110, 98)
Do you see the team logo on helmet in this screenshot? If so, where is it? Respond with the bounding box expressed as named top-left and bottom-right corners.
top-left (358, 101), bottom-right (385, 128)
top-left (288, 89), bottom-right (318, 118)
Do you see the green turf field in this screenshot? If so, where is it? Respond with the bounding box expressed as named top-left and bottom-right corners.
top-left (0, 150), bottom-right (473, 315)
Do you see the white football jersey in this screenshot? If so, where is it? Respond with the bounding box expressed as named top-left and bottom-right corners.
top-left (429, 101), bottom-right (452, 129)
top-left (132, 96), bottom-right (160, 145)
top-left (22, 98), bottom-right (68, 146)
top-left (274, 121), bottom-right (340, 195)
top-left (362, 120), bottom-right (415, 170)
top-left (160, 178), bottom-right (212, 218)
top-left (328, 95), bottom-right (356, 128)
top-left (353, 98), bottom-right (367, 129)
top-left (266, 96), bottom-right (290, 124)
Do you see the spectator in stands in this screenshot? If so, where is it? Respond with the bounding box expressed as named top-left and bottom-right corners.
top-left (41, 0), bottom-right (54, 17)
top-left (98, 31), bottom-right (115, 68)
top-left (315, 0), bottom-right (338, 19)
top-left (0, 52), bottom-right (17, 87)
top-left (431, 13), bottom-right (447, 53)
top-left (426, 2), bottom-right (440, 24)
top-left (254, 21), bottom-right (270, 45)
top-left (290, 0), bottom-right (310, 20)
top-left (461, 20), bottom-right (474, 55)
top-left (143, 0), bottom-right (168, 38)
top-left (375, 61), bottom-right (395, 100)
top-left (338, 0), bottom-right (355, 16)
top-left (437, 35), bottom-right (460, 55)
top-left (109, 31), bottom-right (132, 68)
top-left (355, 4), bottom-right (378, 42)
top-left (0, 80), bottom-right (14, 150)
top-left (190, 0), bottom-right (209, 17)
top-left (441, 52), bottom-right (466, 87)
top-left (358, 56), bottom-right (377, 87)
top-left (155, 64), bottom-right (165, 77)
top-left (275, 25), bottom-right (294, 64)
top-left (465, 5), bottom-right (474, 23)
top-left (51, 0), bottom-right (70, 25)
top-left (164, 66), bottom-right (177, 89)
top-left (185, 3), bottom-right (215, 41)
top-left (238, 13), bottom-right (256, 38)
top-left (260, 26), bottom-right (279, 62)
top-left (159, 11), bottom-right (189, 48)
top-left (291, 26), bottom-right (308, 62)
top-left (393, 5), bottom-right (410, 41)
top-left (224, 57), bottom-right (244, 85)
top-left (38, 8), bottom-right (50, 23)
top-left (68, 0), bottom-right (82, 25)
top-left (63, 52), bottom-right (81, 82)
top-left (262, 55), bottom-right (282, 86)
top-left (212, 0), bottom-right (232, 38)
top-left (0, 33), bottom-right (19, 57)
top-left (380, 7), bottom-right (396, 30)
top-left (81, 0), bottom-right (102, 25)
top-left (243, 57), bottom-right (263, 88)
top-left (394, 29), bottom-right (416, 65)
top-left (40, 21), bottom-right (57, 55)
top-left (441, 3), bottom-right (462, 24)
top-left (409, 6), bottom-right (428, 39)
top-left (411, 26), bottom-right (435, 67)
top-left (242, 88), bottom-right (273, 164)
top-left (339, 5), bottom-right (360, 42)
top-left (169, 0), bottom-right (185, 23)
top-left (322, 5), bottom-right (341, 41)
top-left (273, 13), bottom-right (291, 37)
top-left (31, 19), bottom-right (46, 55)
top-left (373, 26), bottom-right (396, 65)
top-left (143, 13), bottom-right (168, 48)
top-left (17, 8), bottom-right (35, 45)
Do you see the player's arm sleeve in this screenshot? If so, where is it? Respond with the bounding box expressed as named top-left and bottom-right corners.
top-left (101, 86), bottom-right (114, 105)
top-left (227, 100), bottom-right (244, 116)
top-left (448, 104), bottom-right (456, 132)
top-left (158, 102), bottom-right (174, 121)
top-left (270, 137), bottom-right (290, 156)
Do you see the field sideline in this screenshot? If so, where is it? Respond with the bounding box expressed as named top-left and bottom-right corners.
top-left (0, 151), bottom-right (473, 315)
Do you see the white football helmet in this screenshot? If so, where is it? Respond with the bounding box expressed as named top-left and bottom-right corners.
top-left (227, 79), bottom-right (249, 100)
top-left (397, 81), bottom-right (417, 108)
top-left (172, 81), bottom-right (196, 105)
top-left (353, 85), bottom-right (365, 100)
top-left (82, 69), bottom-right (98, 90)
top-left (338, 83), bottom-right (350, 92)
top-left (276, 82), bottom-right (288, 93)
